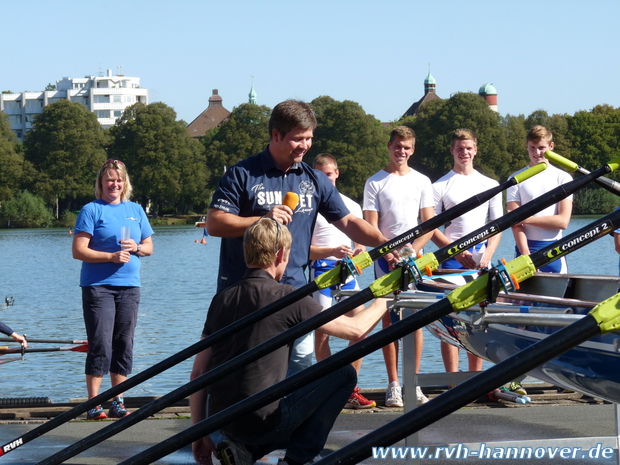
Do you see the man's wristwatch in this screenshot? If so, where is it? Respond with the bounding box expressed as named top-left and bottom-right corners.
top-left (136, 244), bottom-right (142, 253)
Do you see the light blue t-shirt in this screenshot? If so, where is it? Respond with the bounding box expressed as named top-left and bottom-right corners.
top-left (75, 199), bottom-right (154, 287)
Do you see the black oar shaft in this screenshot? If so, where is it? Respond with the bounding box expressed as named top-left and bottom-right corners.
top-left (0, 338), bottom-right (86, 344)
top-left (317, 315), bottom-right (602, 465)
top-left (0, 346), bottom-right (80, 354)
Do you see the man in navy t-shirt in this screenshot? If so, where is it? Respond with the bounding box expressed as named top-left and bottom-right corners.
top-left (207, 99), bottom-right (389, 374)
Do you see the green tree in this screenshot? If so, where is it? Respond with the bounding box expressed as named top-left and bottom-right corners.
top-left (0, 190), bottom-right (54, 228)
top-left (568, 105), bottom-right (620, 172)
top-left (203, 103), bottom-right (271, 191)
top-left (0, 112), bottom-right (27, 202)
top-left (404, 92), bottom-right (509, 182)
top-left (108, 102), bottom-right (209, 214)
top-left (501, 114), bottom-right (529, 174)
top-left (308, 96), bottom-right (389, 201)
top-left (23, 100), bottom-right (108, 215)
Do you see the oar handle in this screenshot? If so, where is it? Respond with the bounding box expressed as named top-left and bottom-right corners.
top-left (512, 161), bottom-right (546, 183)
top-left (546, 150), bottom-right (620, 196)
top-left (545, 150), bottom-right (579, 171)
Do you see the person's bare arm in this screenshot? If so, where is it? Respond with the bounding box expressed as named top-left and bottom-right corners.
top-left (333, 213), bottom-right (388, 247)
top-left (615, 233), bottom-right (620, 255)
top-left (520, 198), bottom-right (572, 230)
top-left (72, 232), bottom-right (130, 264)
top-left (478, 232), bottom-right (502, 269)
top-left (507, 201), bottom-right (530, 255)
top-left (364, 210), bottom-right (379, 228)
top-left (206, 204), bottom-right (295, 238)
top-left (318, 298), bottom-right (388, 340)
top-left (309, 245), bottom-right (353, 261)
top-left (411, 207), bottom-right (436, 253)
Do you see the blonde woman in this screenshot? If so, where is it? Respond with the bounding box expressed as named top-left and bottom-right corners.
top-left (72, 159), bottom-right (153, 420)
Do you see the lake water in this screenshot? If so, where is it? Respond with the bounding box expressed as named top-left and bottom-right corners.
top-left (0, 217), bottom-right (617, 402)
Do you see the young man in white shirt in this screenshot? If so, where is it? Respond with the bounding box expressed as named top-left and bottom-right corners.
top-left (310, 153), bottom-right (376, 409)
top-left (432, 129), bottom-right (503, 372)
top-left (506, 125), bottom-right (572, 273)
top-left (363, 126), bottom-right (435, 407)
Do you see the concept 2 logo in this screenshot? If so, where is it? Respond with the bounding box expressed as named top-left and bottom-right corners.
top-left (378, 229), bottom-right (421, 255)
top-left (546, 223), bottom-right (612, 260)
top-left (447, 224), bottom-right (499, 256)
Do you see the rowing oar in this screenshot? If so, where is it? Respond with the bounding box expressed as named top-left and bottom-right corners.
top-left (29, 157), bottom-right (616, 464)
top-left (0, 338), bottom-right (87, 345)
top-left (546, 150), bottom-right (620, 195)
top-left (113, 201), bottom-right (620, 465)
top-left (0, 344), bottom-right (88, 355)
top-left (0, 166), bottom-right (547, 459)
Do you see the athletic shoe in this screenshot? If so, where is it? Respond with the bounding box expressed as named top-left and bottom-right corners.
top-left (416, 386), bottom-right (429, 405)
top-left (217, 439), bottom-right (253, 465)
top-left (385, 382), bottom-right (403, 408)
top-left (108, 397), bottom-right (130, 418)
top-left (345, 387), bottom-right (376, 409)
top-left (86, 404), bottom-right (108, 420)
top-left (508, 381), bottom-right (527, 395)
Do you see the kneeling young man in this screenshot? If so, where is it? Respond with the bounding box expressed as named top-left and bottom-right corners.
top-left (190, 218), bottom-right (388, 465)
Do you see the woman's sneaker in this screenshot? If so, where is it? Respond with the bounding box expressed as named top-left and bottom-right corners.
top-left (86, 405), bottom-right (108, 420)
top-left (345, 387), bottom-right (376, 409)
top-left (385, 382), bottom-right (403, 407)
top-left (108, 397), bottom-right (130, 418)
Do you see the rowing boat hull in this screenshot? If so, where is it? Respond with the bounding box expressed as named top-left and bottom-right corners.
top-left (419, 272), bottom-right (620, 403)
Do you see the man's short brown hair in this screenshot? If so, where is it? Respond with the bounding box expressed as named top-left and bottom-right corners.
top-left (268, 100), bottom-right (317, 139)
top-left (313, 153), bottom-right (338, 169)
top-left (243, 218), bottom-right (292, 268)
top-left (451, 128), bottom-right (477, 148)
top-left (526, 125), bottom-right (553, 144)
top-left (389, 126), bottom-right (416, 143)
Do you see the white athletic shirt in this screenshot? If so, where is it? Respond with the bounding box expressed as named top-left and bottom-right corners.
top-left (311, 193), bottom-right (363, 260)
top-left (506, 164), bottom-right (573, 241)
top-left (433, 170), bottom-right (503, 243)
top-left (363, 168), bottom-right (434, 239)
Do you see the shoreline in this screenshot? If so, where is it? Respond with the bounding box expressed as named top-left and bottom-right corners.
top-left (0, 382), bottom-right (606, 425)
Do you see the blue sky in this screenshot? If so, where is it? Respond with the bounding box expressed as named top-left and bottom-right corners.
top-left (2, 0), bottom-right (618, 124)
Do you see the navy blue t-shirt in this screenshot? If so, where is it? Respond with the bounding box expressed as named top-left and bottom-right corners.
top-left (210, 147), bottom-right (349, 291)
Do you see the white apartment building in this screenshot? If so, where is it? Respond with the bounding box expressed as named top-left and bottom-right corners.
top-left (0, 70), bottom-right (148, 139)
